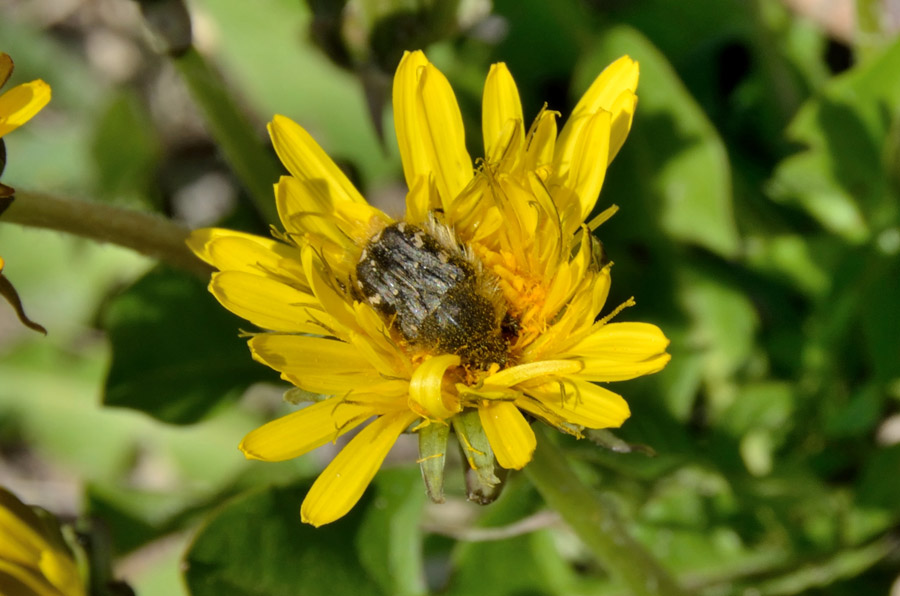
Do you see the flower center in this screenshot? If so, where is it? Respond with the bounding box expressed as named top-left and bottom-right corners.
top-left (475, 247), bottom-right (549, 348)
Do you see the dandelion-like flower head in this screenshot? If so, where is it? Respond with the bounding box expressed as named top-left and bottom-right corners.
top-left (189, 51), bottom-right (670, 526)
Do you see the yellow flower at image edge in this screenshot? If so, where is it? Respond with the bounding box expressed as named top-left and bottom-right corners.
top-left (0, 52), bottom-right (50, 333)
top-left (189, 51), bottom-right (671, 527)
top-left (0, 487), bottom-right (85, 596)
top-left (0, 51), bottom-right (51, 151)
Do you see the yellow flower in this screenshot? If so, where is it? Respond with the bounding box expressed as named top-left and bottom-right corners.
top-left (0, 52), bottom-right (51, 143)
top-left (0, 52), bottom-right (50, 333)
top-left (189, 51), bottom-right (670, 527)
top-left (0, 487), bottom-right (85, 596)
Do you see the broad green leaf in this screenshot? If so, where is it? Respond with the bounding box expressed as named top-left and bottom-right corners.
top-left (823, 383), bottom-right (885, 439)
top-left (102, 266), bottom-right (272, 424)
top-left (769, 37), bottom-right (900, 240)
top-left (860, 256), bottom-right (900, 381)
top-left (576, 25), bottom-right (740, 257)
top-left (184, 467), bottom-right (425, 596)
top-left (857, 444), bottom-right (900, 513)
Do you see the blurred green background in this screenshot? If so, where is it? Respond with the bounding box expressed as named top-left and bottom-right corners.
top-left (1, 0), bottom-right (899, 594)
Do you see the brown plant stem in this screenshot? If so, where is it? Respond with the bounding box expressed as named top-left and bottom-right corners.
top-left (1, 190), bottom-right (211, 278)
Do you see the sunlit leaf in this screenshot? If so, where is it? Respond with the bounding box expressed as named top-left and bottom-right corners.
top-left (769, 37), bottom-right (900, 240)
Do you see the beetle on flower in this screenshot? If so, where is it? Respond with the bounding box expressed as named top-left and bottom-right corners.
top-left (189, 50), bottom-right (670, 527)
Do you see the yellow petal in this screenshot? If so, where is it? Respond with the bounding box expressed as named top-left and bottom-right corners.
top-left (38, 550), bottom-right (83, 596)
top-left (187, 228), bottom-right (294, 269)
top-left (484, 118), bottom-right (525, 174)
top-left (267, 115), bottom-right (365, 204)
top-left (404, 174), bottom-right (436, 225)
top-left (275, 176), bottom-right (354, 249)
top-left (0, 560), bottom-right (63, 596)
top-left (482, 63), bottom-right (524, 163)
top-left (607, 89), bottom-right (637, 163)
top-left (301, 410), bottom-right (418, 526)
top-left (578, 352), bottom-right (672, 382)
top-left (239, 397), bottom-right (377, 461)
top-left (524, 108), bottom-right (558, 174)
top-left (0, 53), bottom-right (12, 89)
top-left (557, 55), bottom-right (638, 163)
top-left (523, 378), bottom-right (630, 429)
top-left (249, 334), bottom-right (402, 394)
top-left (571, 322), bottom-right (670, 360)
top-left (483, 359), bottom-right (583, 388)
top-left (277, 176), bottom-right (389, 248)
top-left (416, 63), bottom-right (473, 206)
top-left (0, 80), bottom-right (51, 138)
top-left (392, 51), bottom-right (473, 207)
top-left (209, 271), bottom-right (336, 334)
top-left (204, 235), bottom-right (306, 284)
top-left (393, 50), bottom-right (432, 193)
top-left (552, 109), bottom-right (611, 221)
top-left (348, 302), bottom-right (410, 377)
top-left (301, 245), bottom-right (360, 331)
top-left (478, 401), bottom-right (535, 469)
top-left (0, 494), bottom-right (43, 565)
top-left (409, 354), bottom-right (462, 419)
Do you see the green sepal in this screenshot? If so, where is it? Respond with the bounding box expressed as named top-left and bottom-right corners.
top-left (452, 410), bottom-right (507, 504)
top-left (584, 429), bottom-right (657, 456)
top-left (417, 422), bottom-right (450, 503)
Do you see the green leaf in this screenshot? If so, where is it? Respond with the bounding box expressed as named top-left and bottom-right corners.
top-left (184, 467), bottom-right (425, 596)
top-left (857, 445), bottom-right (900, 512)
top-left (719, 382), bottom-right (794, 437)
top-left (576, 24), bottom-right (740, 257)
top-left (446, 480), bottom-right (577, 596)
top-left (676, 265), bottom-right (759, 415)
top-left (102, 266), bottom-right (272, 424)
top-left (860, 256), bottom-right (900, 381)
top-left (357, 467), bottom-right (428, 596)
top-left (769, 37), bottom-right (900, 240)
top-left (90, 90), bottom-right (161, 207)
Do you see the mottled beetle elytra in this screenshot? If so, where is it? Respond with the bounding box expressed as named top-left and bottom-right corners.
top-left (355, 221), bottom-right (515, 369)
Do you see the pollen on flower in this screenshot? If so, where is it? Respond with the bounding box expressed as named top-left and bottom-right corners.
top-left (476, 247), bottom-right (550, 345)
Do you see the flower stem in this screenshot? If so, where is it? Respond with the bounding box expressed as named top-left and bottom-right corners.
top-left (1, 190), bottom-right (211, 277)
top-left (172, 46), bottom-right (281, 226)
top-left (524, 426), bottom-right (688, 596)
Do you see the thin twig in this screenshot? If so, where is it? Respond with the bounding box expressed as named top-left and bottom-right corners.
top-left (423, 510), bottom-right (561, 542)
